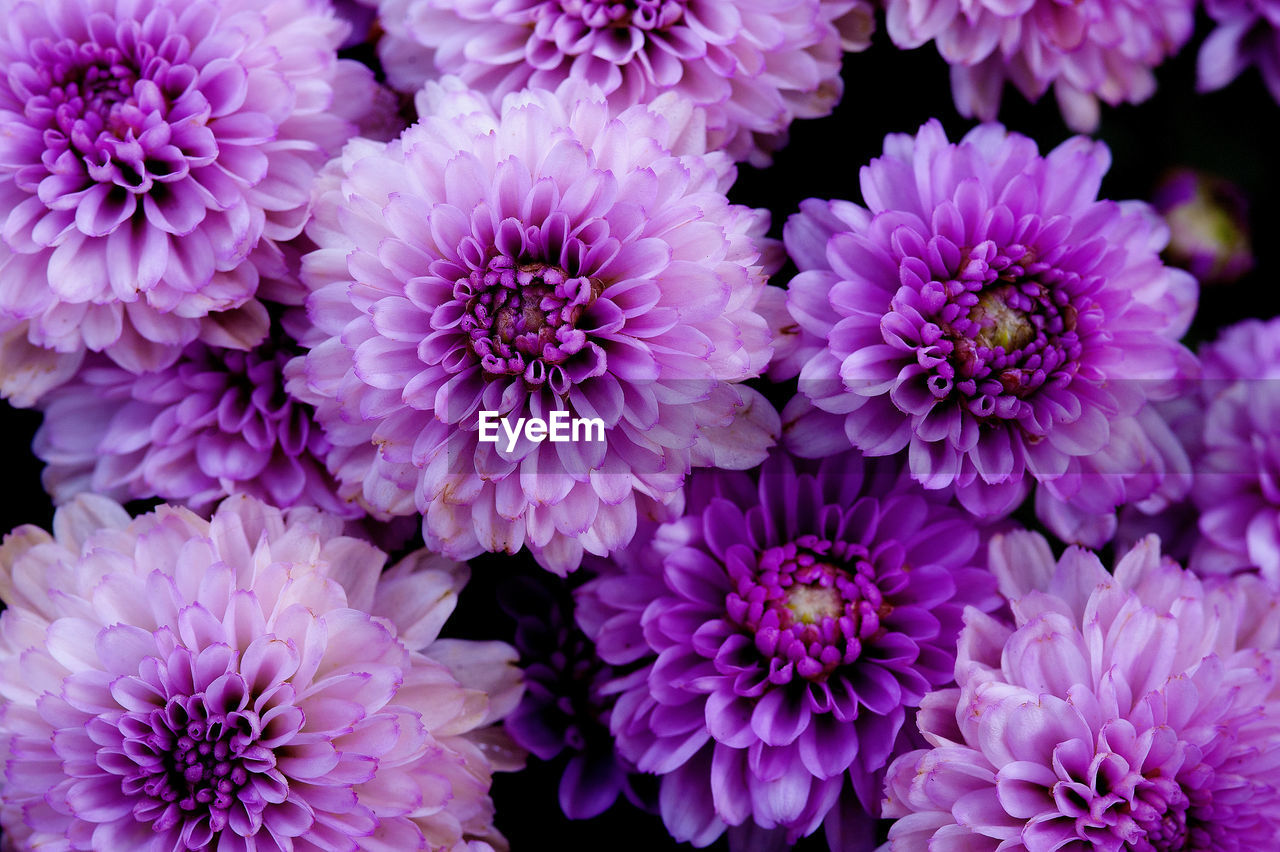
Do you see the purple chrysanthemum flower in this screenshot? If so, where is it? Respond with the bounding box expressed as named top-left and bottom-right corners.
top-left (1199, 1), bottom-right (1280, 102)
top-left (884, 0), bottom-right (1195, 132)
top-left (32, 301), bottom-right (356, 518)
top-left (499, 574), bottom-right (653, 820)
top-left (777, 120), bottom-right (1198, 520)
top-left (1187, 317), bottom-right (1280, 582)
top-left (576, 449), bottom-right (1000, 846)
top-left (0, 493), bottom-right (525, 851)
top-left (884, 531), bottom-right (1280, 851)
top-left (289, 79), bottom-right (782, 574)
top-left (0, 0), bottom-right (386, 403)
top-left (374, 0), bottom-right (869, 166)
top-left (1153, 169), bottom-right (1254, 287)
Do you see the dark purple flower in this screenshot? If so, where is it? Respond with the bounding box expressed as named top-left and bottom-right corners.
top-left (1153, 169), bottom-right (1254, 286)
top-left (499, 574), bottom-right (653, 820)
top-left (778, 120), bottom-right (1199, 522)
top-left (1199, 0), bottom-right (1280, 102)
top-left (0, 0), bottom-right (386, 404)
top-left (33, 303), bottom-right (356, 518)
top-left (375, 0), bottom-right (867, 165)
top-left (577, 449), bottom-right (1000, 846)
top-left (884, 531), bottom-right (1280, 851)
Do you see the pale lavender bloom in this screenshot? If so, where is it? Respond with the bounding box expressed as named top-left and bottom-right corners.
top-left (577, 449), bottom-right (999, 846)
top-left (33, 303), bottom-right (357, 519)
top-left (289, 80), bottom-right (783, 575)
top-left (778, 120), bottom-right (1198, 522)
top-left (884, 0), bottom-right (1195, 132)
top-left (374, 0), bottom-right (869, 165)
top-left (0, 0), bottom-right (387, 404)
top-left (0, 494), bottom-right (524, 851)
top-left (884, 531), bottom-right (1280, 850)
top-left (1199, 0), bottom-right (1280, 101)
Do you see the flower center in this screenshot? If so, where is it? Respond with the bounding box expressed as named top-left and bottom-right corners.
top-left (557, 0), bottom-right (684, 30)
top-left (118, 677), bottom-right (280, 836)
top-left (895, 234), bottom-right (1085, 419)
top-left (16, 24), bottom-right (209, 199)
top-left (461, 255), bottom-right (598, 385)
top-left (725, 536), bottom-right (886, 681)
top-left (970, 290), bottom-right (1035, 352)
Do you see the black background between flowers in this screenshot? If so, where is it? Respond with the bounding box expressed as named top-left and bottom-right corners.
top-left (1, 7), bottom-right (1280, 850)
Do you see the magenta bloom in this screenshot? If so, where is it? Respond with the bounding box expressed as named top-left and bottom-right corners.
top-left (576, 450), bottom-right (1000, 846)
top-left (32, 304), bottom-right (356, 518)
top-left (1199, 1), bottom-right (1280, 101)
top-left (289, 80), bottom-right (782, 574)
top-left (778, 121), bottom-right (1198, 520)
top-left (0, 0), bottom-right (383, 403)
top-left (884, 531), bottom-right (1280, 850)
top-left (375, 0), bottom-right (867, 165)
top-left (0, 494), bottom-right (524, 851)
top-left (884, 0), bottom-right (1195, 132)
top-left (1189, 317), bottom-right (1280, 582)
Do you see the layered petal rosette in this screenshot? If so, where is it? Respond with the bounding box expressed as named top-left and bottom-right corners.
top-left (778, 120), bottom-right (1198, 520)
top-left (289, 80), bottom-right (782, 574)
top-left (0, 494), bottom-right (524, 851)
top-left (0, 0), bottom-right (384, 401)
top-left (375, 0), bottom-right (866, 165)
top-left (884, 531), bottom-right (1280, 850)
top-left (1199, 0), bottom-right (1280, 102)
top-left (576, 449), bottom-right (1000, 846)
top-left (32, 303), bottom-right (356, 519)
top-left (1188, 317), bottom-right (1280, 582)
top-left (884, 0), bottom-right (1195, 132)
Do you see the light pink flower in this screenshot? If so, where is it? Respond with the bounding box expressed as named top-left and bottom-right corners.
top-left (0, 494), bottom-right (524, 851)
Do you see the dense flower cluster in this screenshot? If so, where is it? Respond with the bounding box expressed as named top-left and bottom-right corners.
top-left (577, 450), bottom-right (1000, 845)
top-left (0, 0), bottom-right (386, 405)
top-left (290, 79), bottom-right (782, 574)
top-left (777, 120), bottom-right (1198, 523)
top-left (0, 494), bottom-right (523, 850)
top-left (884, 531), bottom-right (1280, 850)
top-left (884, 0), bottom-right (1196, 131)
top-left (374, 0), bottom-right (872, 165)
top-left (0, 0), bottom-right (1277, 849)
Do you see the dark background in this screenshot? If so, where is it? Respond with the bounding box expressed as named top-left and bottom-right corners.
top-left (1, 7), bottom-right (1278, 850)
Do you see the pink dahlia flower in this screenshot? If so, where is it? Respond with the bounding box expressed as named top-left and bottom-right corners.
top-left (1199, 0), bottom-right (1280, 101)
top-left (375, 0), bottom-right (868, 165)
top-left (289, 79), bottom-right (783, 574)
top-left (884, 0), bottom-right (1195, 132)
top-left (0, 493), bottom-right (524, 851)
top-left (575, 449), bottom-right (1000, 846)
top-left (778, 120), bottom-right (1198, 520)
top-left (0, 0), bottom-right (386, 403)
top-left (884, 531), bottom-right (1280, 850)
top-left (32, 303), bottom-right (357, 519)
